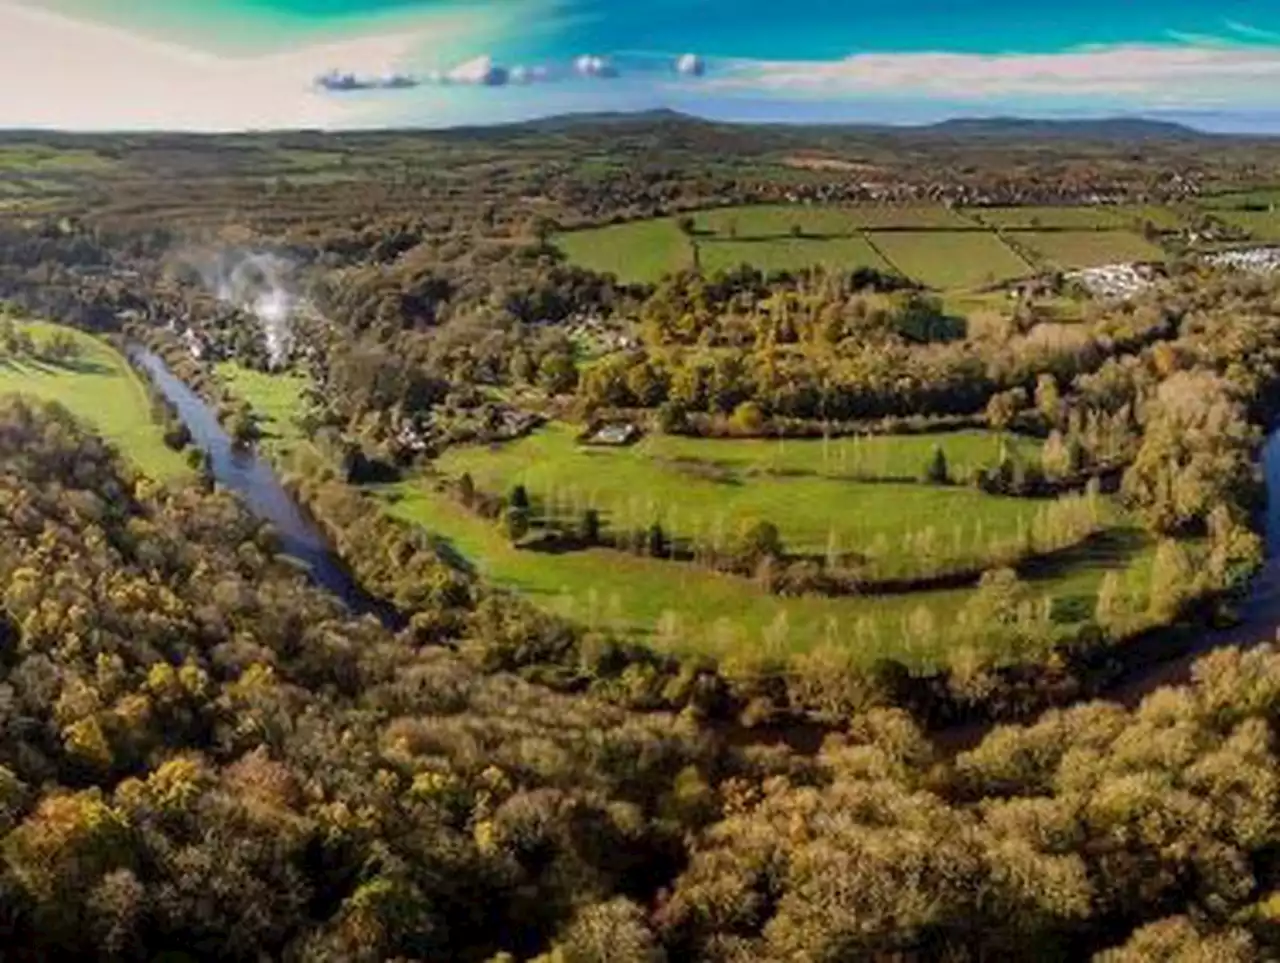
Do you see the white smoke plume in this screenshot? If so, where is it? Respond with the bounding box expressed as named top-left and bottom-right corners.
top-left (196, 250), bottom-right (299, 368)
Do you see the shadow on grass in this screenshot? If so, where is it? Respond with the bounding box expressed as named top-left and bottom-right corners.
top-left (702, 232), bottom-right (856, 243)
top-left (1019, 527), bottom-right (1148, 586)
top-left (2, 356), bottom-right (113, 377)
top-left (421, 532), bottom-right (478, 577)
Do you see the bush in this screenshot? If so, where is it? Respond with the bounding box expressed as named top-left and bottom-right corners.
top-left (922, 445), bottom-right (949, 484)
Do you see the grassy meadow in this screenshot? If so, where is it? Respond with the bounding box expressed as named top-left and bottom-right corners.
top-left (555, 218), bottom-right (690, 284)
top-left (698, 235), bottom-right (890, 276)
top-left (0, 320), bottom-right (188, 479)
top-left (215, 361), bottom-right (311, 456)
top-left (555, 202), bottom-right (1181, 288)
top-left (1214, 210), bottom-right (1280, 242)
top-left (379, 480), bottom-right (1155, 670)
top-left (1012, 230), bottom-right (1166, 268)
top-left (969, 206), bottom-right (1126, 230)
top-left (431, 422), bottom-right (1053, 555)
top-left (868, 231), bottom-right (1031, 289)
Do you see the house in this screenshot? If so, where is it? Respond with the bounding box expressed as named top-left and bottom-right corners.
top-left (585, 422), bottom-right (640, 446)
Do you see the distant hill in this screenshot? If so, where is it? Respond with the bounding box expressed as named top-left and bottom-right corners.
top-left (489, 109), bottom-right (1208, 142)
top-left (918, 116), bottom-right (1206, 140)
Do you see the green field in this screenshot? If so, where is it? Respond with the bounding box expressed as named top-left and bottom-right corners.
top-left (0, 320), bottom-right (188, 479)
top-left (555, 204), bottom-right (1178, 289)
top-left (432, 423), bottom-right (1050, 557)
top-left (1011, 230), bottom-right (1166, 268)
top-left (869, 231), bottom-right (1031, 289)
top-left (698, 235), bottom-right (890, 275)
top-left (848, 205), bottom-right (978, 229)
top-left (969, 207), bottom-right (1126, 230)
top-left (380, 481), bottom-right (1154, 670)
top-left (1198, 189), bottom-right (1280, 211)
top-left (694, 204), bottom-right (857, 237)
top-left (1214, 210), bottom-right (1280, 242)
top-left (215, 361), bottom-right (311, 456)
top-left (1116, 205), bottom-right (1188, 231)
top-left (0, 146), bottom-right (116, 173)
top-left (555, 218), bottom-right (690, 284)
top-left (600, 424), bottom-right (1038, 483)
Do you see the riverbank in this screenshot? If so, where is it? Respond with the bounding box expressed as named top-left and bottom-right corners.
top-left (127, 346), bottom-right (1280, 753)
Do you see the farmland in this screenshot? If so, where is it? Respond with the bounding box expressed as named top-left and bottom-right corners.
top-left (556, 200), bottom-right (1174, 289)
top-left (698, 235), bottom-right (889, 276)
top-left (0, 320), bottom-right (188, 479)
top-left (431, 423), bottom-right (1048, 556)
top-left (555, 217), bottom-right (690, 284)
top-left (968, 206), bottom-right (1128, 230)
top-left (358, 418), bottom-right (1166, 669)
top-left (380, 477), bottom-right (1153, 669)
top-left (1215, 210), bottom-right (1280, 242)
top-left (1011, 230), bottom-right (1166, 268)
top-left (868, 230), bottom-right (1030, 289)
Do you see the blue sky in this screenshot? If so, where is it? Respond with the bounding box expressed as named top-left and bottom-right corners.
top-left (4, 0), bottom-right (1280, 130)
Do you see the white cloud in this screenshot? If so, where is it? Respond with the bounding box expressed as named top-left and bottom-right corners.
top-left (676, 53), bottom-right (705, 77)
top-left (708, 44), bottom-right (1280, 108)
top-left (574, 54), bottom-right (618, 78)
top-left (0, 0), bottom-right (505, 130)
top-left (446, 55), bottom-right (509, 86)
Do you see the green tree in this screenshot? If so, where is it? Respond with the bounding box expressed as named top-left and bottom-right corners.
top-left (578, 508), bottom-right (601, 545)
top-left (538, 352), bottom-right (579, 395)
top-left (509, 484), bottom-right (530, 512)
top-left (503, 505), bottom-right (530, 542)
top-left (457, 472), bottom-right (476, 508)
top-left (922, 445), bottom-right (949, 484)
top-left (646, 522), bottom-right (667, 558)
top-left (729, 400), bottom-right (765, 435)
top-left (657, 400), bottom-right (688, 435)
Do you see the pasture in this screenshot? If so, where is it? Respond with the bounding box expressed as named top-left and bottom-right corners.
top-left (0, 320), bottom-right (188, 479)
top-left (969, 206), bottom-right (1126, 230)
top-left (555, 218), bottom-right (690, 284)
top-left (1012, 230), bottom-right (1165, 268)
top-left (556, 203), bottom-right (1174, 289)
top-left (215, 361), bottom-right (311, 455)
top-left (868, 231), bottom-right (1031, 289)
top-left (431, 423), bottom-right (1054, 560)
top-left (380, 480), bottom-right (1154, 670)
top-left (1214, 210), bottom-right (1280, 242)
top-left (698, 235), bottom-right (890, 276)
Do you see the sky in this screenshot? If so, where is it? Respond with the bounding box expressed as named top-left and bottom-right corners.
top-left (4, 0), bottom-right (1280, 131)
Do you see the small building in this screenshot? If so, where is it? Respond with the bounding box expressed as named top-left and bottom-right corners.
top-left (584, 422), bottom-right (640, 446)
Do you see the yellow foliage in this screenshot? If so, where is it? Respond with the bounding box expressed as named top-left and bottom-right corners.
top-left (178, 661), bottom-right (209, 698)
top-left (146, 756), bottom-right (212, 811)
top-left (144, 662), bottom-right (181, 701)
top-left (229, 662), bottom-right (276, 698)
top-left (473, 818), bottom-right (498, 855)
top-left (64, 716), bottom-right (113, 769)
top-left (4, 790), bottom-right (130, 901)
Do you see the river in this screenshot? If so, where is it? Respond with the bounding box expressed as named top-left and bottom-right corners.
top-left (130, 347), bottom-right (1280, 744)
top-left (128, 346), bottom-right (401, 627)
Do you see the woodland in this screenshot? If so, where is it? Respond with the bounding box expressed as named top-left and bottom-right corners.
top-left (1, 115), bottom-right (1280, 959)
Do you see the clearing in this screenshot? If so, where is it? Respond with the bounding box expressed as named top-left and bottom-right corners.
top-left (432, 423), bottom-right (1054, 559)
top-left (0, 320), bottom-right (188, 479)
top-left (379, 481), bottom-right (1155, 670)
top-left (215, 361), bottom-right (311, 456)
